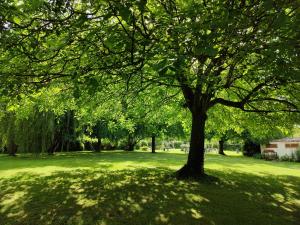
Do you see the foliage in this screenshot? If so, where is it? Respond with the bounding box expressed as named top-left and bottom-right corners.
top-left (296, 149), bottom-right (300, 162)
top-left (279, 154), bottom-right (295, 162)
top-left (140, 146), bottom-right (149, 151)
top-left (0, 0), bottom-right (299, 176)
top-left (242, 140), bottom-right (261, 157)
top-left (278, 149), bottom-right (300, 162)
top-left (252, 153), bottom-right (262, 160)
top-left (207, 105), bottom-right (295, 144)
top-left (0, 108), bottom-right (55, 154)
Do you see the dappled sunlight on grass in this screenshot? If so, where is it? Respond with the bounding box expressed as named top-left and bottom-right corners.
top-left (0, 151), bottom-right (299, 225)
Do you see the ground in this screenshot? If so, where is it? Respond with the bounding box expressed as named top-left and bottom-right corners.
top-left (0, 150), bottom-right (299, 225)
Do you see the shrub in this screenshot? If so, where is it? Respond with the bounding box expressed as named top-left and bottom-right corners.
top-left (140, 146), bottom-right (149, 151)
top-left (291, 152), bottom-right (297, 162)
top-left (101, 138), bottom-right (116, 150)
top-left (173, 141), bottom-right (184, 149)
top-left (280, 154), bottom-right (292, 162)
top-left (296, 149), bottom-right (300, 162)
top-left (279, 153), bottom-right (298, 162)
top-left (253, 153), bottom-right (262, 159)
top-left (139, 140), bottom-right (148, 147)
top-left (136, 140), bottom-right (149, 150)
top-left (243, 141), bottom-right (261, 156)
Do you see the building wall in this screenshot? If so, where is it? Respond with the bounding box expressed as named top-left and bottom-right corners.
top-left (263, 141), bottom-right (300, 158)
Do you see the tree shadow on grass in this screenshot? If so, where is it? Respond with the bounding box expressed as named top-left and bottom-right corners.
top-left (2, 152), bottom-right (299, 175)
top-left (0, 168), bottom-right (299, 225)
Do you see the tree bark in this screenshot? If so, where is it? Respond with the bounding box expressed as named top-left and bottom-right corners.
top-left (176, 110), bottom-right (207, 179)
top-left (127, 134), bottom-right (135, 151)
top-left (7, 141), bottom-right (17, 156)
top-left (95, 137), bottom-right (102, 152)
top-left (47, 142), bottom-right (57, 155)
top-left (128, 143), bottom-right (135, 151)
top-left (151, 135), bottom-right (156, 153)
top-left (218, 140), bottom-right (226, 155)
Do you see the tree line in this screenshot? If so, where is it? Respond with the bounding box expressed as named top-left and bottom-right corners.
top-left (0, 0), bottom-right (299, 178)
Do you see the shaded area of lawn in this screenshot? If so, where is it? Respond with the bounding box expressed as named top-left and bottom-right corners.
top-left (1, 167), bottom-right (299, 225)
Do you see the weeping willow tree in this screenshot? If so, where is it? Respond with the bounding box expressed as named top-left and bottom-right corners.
top-left (0, 108), bottom-right (86, 155)
top-left (18, 109), bottom-right (56, 153)
top-left (0, 113), bottom-right (18, 155)
top-left (52, 110), bottom-right (82, 153)
top-left (0, 108), bottom-right (56, 155)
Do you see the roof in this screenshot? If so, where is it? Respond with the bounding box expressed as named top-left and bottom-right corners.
top-left (271, 137), bottom-right (300, 143)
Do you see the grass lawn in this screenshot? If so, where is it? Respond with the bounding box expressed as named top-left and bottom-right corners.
top-left (0, 150), bottom-right (299, 225)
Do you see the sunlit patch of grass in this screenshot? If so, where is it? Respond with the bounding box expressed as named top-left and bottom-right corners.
top-left (0, 151), bottom-right (299, 225)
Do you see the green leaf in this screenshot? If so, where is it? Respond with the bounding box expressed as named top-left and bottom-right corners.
top-left (153, 59), bottom-right (167, 71)
top-left (118, 5), bottom-right (131, 22)
top-left (263, 0), bottom-right (273, 10)
top-left (137, 0), bottom-right (147, 12)
top-left (195, 46), bottom-right (218, 57)
top-left (204, 46), bottom-right (218, 56)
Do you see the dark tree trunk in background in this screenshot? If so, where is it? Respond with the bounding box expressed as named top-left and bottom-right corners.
top-left (47, 142), bottom-right (58, 155)
top-left (218, 140), bottom-right (226, 155)
top-left (127, 134), bottom-right (135, 151)
top-left (95, 137), bottom-right (102, 152)
top-left (151, 135), bottom-right (156, 153)
top-left (176, 111), bottom-right (207, 179)
top-left (7, 141), bottom-right (17, 156)
top-left (94, 121), bottom-right (102, 152)
top-left (48, 129), bottom-right (63, 155)
top-left (128, 142), bottom-right (135, 151)
top-left (66, 141), bottom-right (70, 152)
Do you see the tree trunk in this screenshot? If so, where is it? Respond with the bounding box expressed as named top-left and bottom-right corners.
top-left (128, 142), bottom-right (135, 151)
top-left (176, 111), bottom-right (207, 179)
top-left (95, 137), bottom-right (101, 152)
top-left (66, 141), bottom-right (70, 152)
top-left (47, 142), bottom-right (56, 155)
top-left (8, 141), bottom-right (17, 156)
top-left (218, 140), bottom-right (226, 155)
top-left (127, 134), bottom-right (135, 151)
top-left (151, 135), bottom-right (156, 153)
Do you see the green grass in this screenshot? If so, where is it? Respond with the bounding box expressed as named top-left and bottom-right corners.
top-left (0, 150), bottom-right (299, 225)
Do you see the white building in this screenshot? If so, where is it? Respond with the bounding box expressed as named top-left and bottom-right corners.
top-left (261, 138), bottom-right (300, 158)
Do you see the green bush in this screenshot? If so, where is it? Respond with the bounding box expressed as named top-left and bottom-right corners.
top-left (139, 140), bottom-right (149, 147)
top-left (253, 153), bottom-right (262, 159)
top-left (280, 153), bottom-right (297, 162)
top-left (280, 154), bottom-right (291, 162)
top-left (295, 149), bottom-right (300, 162)
top-left (243, 141), bottom-right (261, 157)
top-left (173, 141), bottom-right (184, 149)
top-left (101, 138), bottom-right (116, 150)
top-left (140, 146), bottom-right (149, 151)
top-left (136, 140), bottom-right (149, 150)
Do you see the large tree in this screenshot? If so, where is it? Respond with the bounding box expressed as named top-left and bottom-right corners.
top-left (1, 0), bottom-right (299, 178)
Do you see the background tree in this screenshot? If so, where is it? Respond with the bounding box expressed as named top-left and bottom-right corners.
top-left (0, 0), bottom-right (299, 178)
top-left (207, 104), bottom-right (296, 155)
